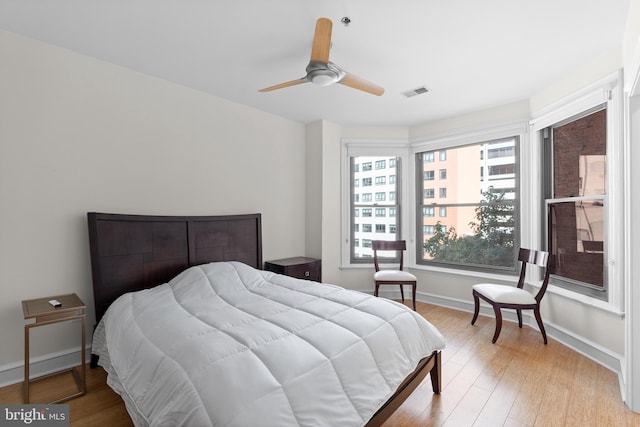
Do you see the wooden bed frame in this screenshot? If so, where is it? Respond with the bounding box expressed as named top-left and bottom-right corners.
top-left (86, 212), bottom-right (441, 426)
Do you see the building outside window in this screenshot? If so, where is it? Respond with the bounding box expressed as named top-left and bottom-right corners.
top-left (543, 107), bottom-right (606, 299)
top-left (417, 137), bottom-right (519, 271)
top-left (350, 156), bottom-right (400, 261)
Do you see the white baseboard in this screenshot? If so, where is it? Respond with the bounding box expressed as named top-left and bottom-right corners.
top-left (377, 288), bottom-right (623, 375)
top-left (0, 346), bottom-right (92, 388)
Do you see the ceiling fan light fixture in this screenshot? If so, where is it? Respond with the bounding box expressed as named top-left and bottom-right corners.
top-left (309, 69), bottom-right (338, 86)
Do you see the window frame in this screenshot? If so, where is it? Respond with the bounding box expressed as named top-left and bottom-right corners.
top-left (541, 106), bottom-right (607, 300)
top-left (528, 70), bottom-right (623, 313)
top-left (341, 140), bottom-right (411, 267)
top-left (414, 135), bottom-right (521, 274)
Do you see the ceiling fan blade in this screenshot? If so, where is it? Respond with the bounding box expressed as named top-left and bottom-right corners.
top-left (258, 78), bottom-right (309, 92)
top-left (309, 18), bottom-right (332, 63)
top-left (339, 72), bottom-right (384, 96)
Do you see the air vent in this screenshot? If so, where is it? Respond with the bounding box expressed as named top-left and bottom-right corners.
top-left (402, 86), bottom-right (430, 98)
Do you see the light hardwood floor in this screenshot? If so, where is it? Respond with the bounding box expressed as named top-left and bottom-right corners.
top-left (1, 302), bottom-right (638, 426)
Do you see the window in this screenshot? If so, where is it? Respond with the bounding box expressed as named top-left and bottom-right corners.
top-left (439, 150), bottom-right (447, 161)
top-left (488, 146), bottom-right (515, 159)
top-left (542, 107), bottom-right (606, 299)
top-left (424, 152), bottom-right (435, 163)
top-left (424, 170), bottom-right (435, 181)
top-left (528, 72), bottom-right (622, 310)
top-left (416, 137), bottom-right (519, 271)
top-left (489, 164), bottom-right (515, 176)
top-left (350, 155), bottom-right (401, 262)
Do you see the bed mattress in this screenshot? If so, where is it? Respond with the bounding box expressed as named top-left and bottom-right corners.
top-left (92, 261), bottom-right (445, 426)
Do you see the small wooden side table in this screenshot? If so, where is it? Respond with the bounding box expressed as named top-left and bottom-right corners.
top-left (22, 293), bottom-right (86, 404)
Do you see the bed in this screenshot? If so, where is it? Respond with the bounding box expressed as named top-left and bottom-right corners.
top-left (87, 212), bottom-right (445, 427)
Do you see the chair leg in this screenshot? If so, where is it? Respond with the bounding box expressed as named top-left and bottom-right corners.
top-left (517, 309), bottom-right (523, 328)
top-left (411, 283), bottom-right (416, 311)
top-left (471, 292), bottom-right (480, 325)
top-left (399, 284), bottom-right (405, 302)
top-left (374, 283), bottom-right (379, 297)
top-left (491, 305), bottom-right (503, 344)
top-left (533, 306), bottom-right (548, 345)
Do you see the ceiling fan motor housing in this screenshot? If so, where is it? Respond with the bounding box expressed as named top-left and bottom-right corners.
top-left (306, 61), bottom-right (344, 86)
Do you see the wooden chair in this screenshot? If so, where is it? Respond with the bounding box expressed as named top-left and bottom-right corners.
top-left (471, 248), bottom-right (551, 344)
top-left (373, 240), bottom-right (417, 311)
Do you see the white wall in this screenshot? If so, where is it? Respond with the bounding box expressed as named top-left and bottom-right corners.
top-left (0, 30), bottom-right (307, 371)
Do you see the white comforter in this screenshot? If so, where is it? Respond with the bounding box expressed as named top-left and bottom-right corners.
top-left (92, 261), bottom-right (445, 427)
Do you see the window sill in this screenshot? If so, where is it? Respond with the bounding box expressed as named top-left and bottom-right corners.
top-left (343, 262), bottom-right (625, 317)
top-left (538, 283), bottom-right (624, 317)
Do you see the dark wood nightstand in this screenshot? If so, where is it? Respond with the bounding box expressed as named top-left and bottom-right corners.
top-left (22, 293), bottom-right (86, 404)
top-left (264, 257), bottom-right (322, 282)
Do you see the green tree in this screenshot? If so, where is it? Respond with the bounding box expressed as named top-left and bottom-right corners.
top-left (424, 187), bottom-right (514, 267)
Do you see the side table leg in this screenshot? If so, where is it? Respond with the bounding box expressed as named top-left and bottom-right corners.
top-left (24, 326), bottom-right (29, 403)
top-left (81, 315), bottom-right (86, 393)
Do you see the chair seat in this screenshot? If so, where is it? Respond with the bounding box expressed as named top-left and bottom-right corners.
top-left (472, 283), bottom-right (536, 305)
top-left (374, 270), bottom-right (417, 282)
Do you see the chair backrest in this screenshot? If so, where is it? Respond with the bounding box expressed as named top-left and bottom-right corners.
top-left (372, 240), bottom-right (406, 272)
top-left (517, 248), bottom-right (551, 302)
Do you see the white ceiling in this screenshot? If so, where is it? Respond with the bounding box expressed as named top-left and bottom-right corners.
top-left (0, 0), bottom-right (630, 126)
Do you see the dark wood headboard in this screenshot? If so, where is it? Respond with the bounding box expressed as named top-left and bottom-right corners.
top-left (87, 212), bottom-right (262, 323)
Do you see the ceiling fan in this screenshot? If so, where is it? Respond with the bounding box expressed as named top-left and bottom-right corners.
top-left (259, 17), bottom-right (384, 96)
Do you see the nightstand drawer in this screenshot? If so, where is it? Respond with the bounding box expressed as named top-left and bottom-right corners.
top-left (264, 257), bottom-right (321, 282)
